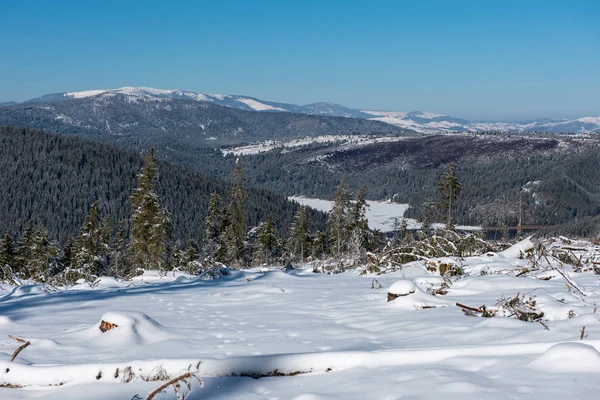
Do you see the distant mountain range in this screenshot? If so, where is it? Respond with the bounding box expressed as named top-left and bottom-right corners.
top-left (4, 86), bottom-right (600, 134)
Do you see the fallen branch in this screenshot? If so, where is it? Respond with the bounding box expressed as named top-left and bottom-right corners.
top-left (580, 326), bottom-right (586, 340)
top-left (8, 335), bottom-right (26, 343)
top-left (10, 341), bottom-right (30, 361)
top-left (146, 372), bottom-right (201, 400)
top-left (456, 302), bottom-right (482, 313)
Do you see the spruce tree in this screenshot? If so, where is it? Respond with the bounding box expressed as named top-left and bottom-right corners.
top-left (25, 227), bottom-right (59, 282)
top-left (129, 148), bottom-right (172, 272)
top-left (109, 219), bottom-right (130, 278)
top-left (0, 234), bottom-right (16, 282)
top-left (438, 163), bottom-right (461, 230)
top-left (348, 186), bottom-right (370, 257)
top-left (288, 206), bottom-right (310, 261)
top-left (328, 178), bottom-right (352, 257)
top-left (419, 198), bottom-right (437, 236)
top-left (311, 230), bottom-right (327, 259)
top-left (224, 158), bottom-right (246, 266)
top-left (72, 202), bottom-right (110, 277)
top-left (254, 215), bottom-right (278, 265)
top-left (14, 220), bottom-right (36, 277)
top-left (204, 192), bottom-right (223, 260)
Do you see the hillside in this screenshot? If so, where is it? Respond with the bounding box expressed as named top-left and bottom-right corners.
top-left (226, 134), bottom-right (600, 234)
top-left (0, 126), bottom-right (326, 244)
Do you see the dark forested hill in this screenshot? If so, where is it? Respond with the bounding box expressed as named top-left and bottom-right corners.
top-left (228, 134), bottom-right (600, 234)
top-left (0, 126), bottom-right (326, 244)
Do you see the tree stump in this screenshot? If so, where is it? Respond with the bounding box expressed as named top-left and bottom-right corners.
top-left (99, 320), bottom-right (118, 332)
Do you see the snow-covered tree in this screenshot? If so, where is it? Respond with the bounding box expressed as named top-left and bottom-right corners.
top-left (0, 234), bottom-right (16, 283)
top-left (108, 219), bottom-right (130, 278)
top-left (25, 226), bottom-right (59, 282)
top-left (288, 206), bottom-right (310, 261)
top-left (130, 148), bottom-right (172, 272)
top-left (348, 186), bottom-right (370, 257)
top-left (253, 215), bottom-right (278, 265)
top-left (328, 178), bottom-right (352, 257)
top-left (438, 163), bottom-right (461, 230)
top-left (224, 158), bottom-right (246, 266)
top-left (71, 202), bottom-right (111, 277)
top-left (204, 192), bottom-right (224, 260)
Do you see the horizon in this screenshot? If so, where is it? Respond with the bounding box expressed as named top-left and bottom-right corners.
top-left (1, 0), bottom-right (599, 120)
top-left (5, 84), bottom-right (599, 123)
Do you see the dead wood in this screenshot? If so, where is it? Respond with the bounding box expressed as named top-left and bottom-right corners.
top-left (580, 326), bottom-right (586, 340)
top-left (145, 372), bottom-right (201, 400)
top-left (8, 335), bottom-right (26, 343)
top-left (456, 302), bottom-right (483, 313)
top-left (10, 341), bottom-right (30, 361)
top-left (99, 320), bottom-right (118, 332)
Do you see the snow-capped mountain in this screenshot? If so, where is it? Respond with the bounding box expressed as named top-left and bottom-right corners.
top-left (18, 86), bottom-right (600, 134)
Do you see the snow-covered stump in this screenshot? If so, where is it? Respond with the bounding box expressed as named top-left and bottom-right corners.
top-left (387, 280), bottom-right (416, 302)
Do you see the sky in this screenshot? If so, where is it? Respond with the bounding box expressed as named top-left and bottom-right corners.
top-left (0, 0), bottom-right (598, 120)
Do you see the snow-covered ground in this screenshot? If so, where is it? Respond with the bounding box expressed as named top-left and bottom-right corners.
top-left (1, 242), bottom-right (600, 399)
top-left (289, 196), bottom-right (481, 232)
top-left (221, 135), bottom-right (410, 156)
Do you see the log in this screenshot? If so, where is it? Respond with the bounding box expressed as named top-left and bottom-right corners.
top-left (456, 302), bottom-right (483, 313)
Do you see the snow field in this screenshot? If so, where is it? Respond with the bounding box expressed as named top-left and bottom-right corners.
top-left (1, 248), bottom-right (600, 398)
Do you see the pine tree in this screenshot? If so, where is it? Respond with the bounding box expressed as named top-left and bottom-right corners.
top-left (254, 215), bottom-right (278, 265)
top-left (71, 202), bottom-right (110, 277)
top-left (0, 234), bottom-right (16, 282)
top-left (14, 220), bottom-right (36, 277)
top-left (419, 198), bottom-right (437, 236)
top-left (25, 227), bottom-right (59, 282)
top-left (130, 148), bottom-right (172, 272)
top-left (348, 186), bottom-right (370, 257)
top-left (204, 192), bottom-right (223, 260)
top-left (328, 178), bottom-right (352, 257)
top-left (311, 230), bottom-right (327, 259)
top-left (391, 217), bottom-right (402, 247)
top-left (224, 158), bottom-right (246, 266)
top-left (288, 206), bottom-right (310, 261)
top-left (109, 219), bottom-right (130, 278)
top-left (438, 163), bottom-right (462, 230)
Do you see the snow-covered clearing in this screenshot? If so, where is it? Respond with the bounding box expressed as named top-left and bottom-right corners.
top-left (2, 239), bottom-right (600, 399)
top-left (221, 135), bottom-right (408, 156)
top-left (289, 196), bottom-right (481, 233)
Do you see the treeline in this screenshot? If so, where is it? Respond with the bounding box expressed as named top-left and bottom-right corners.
top-left (0, 126), bottom-right (326, 245)
top-left (0, 152), bottom-right (378, 284)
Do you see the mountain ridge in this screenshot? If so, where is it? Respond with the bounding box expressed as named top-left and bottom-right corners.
top-left (7, 86), bottom-right (600, 134)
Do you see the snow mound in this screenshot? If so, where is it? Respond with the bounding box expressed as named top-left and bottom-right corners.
top-left (69, 311), bottom-right (174, 346)
top-left (5, 284), bottom-right (46, 298)
top-left (388, 280), bottom-right (416, 296)
top-left (498, 237), bottom-right (534, 258)
top-left (387, 282), bottom-right (451, 310)
top-left (529, 342), bottom-right (600, 372)
top-left (0, 315), bottom-right (15, 325)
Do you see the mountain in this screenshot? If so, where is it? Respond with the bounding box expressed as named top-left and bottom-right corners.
top-left (0, 125), bottom-right (326, 244)
top-left (15, 86), bottom-right (600, 134)
top-left (0, 101), bottom-right (16, 106)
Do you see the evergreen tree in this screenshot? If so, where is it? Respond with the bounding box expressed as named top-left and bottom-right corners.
top-left (254, 215), bottom-right (278, 265)
top-left (419, 198), bottom-right (437, 236)
top-left (109, 219), bottom-right (130, 278)
top-left (438, 163), bottom-right (462, 230)
top-left (129, 148), bottom-right (172, 272)
top-left (288, 206), bottom-right (310, 261)
top-left (327, 178), bottom-right (352, 257)
top-left (311, 230), bottom-right (327, 259)
top-left (71, 202), bottom-right (110, 277)
top-left (14, 220), bottom-right (36, 276)
top-left (348, 186), bottom-right (370, 257)
top-left (391, 217), bottom-right (402, 247)
top-left (224, 158), bottom-right (246, 266)
top-left (204, 192), bottom-right (224, 259)
top-left (0, 234), bottom-right (16, 282)
top-left (25, 227), bottom-right (59, 282)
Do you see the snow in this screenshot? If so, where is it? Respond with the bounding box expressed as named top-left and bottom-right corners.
top-left (289, 196), bottom-right (480, 232)
top-left (388, 279), bottom-right (416, 295)
top-left (235, 98), bottom-right (287, 112)
top-left (65, 90), bottom-right (108, 99)
top-left (2, 253), bottom-right (600, 399)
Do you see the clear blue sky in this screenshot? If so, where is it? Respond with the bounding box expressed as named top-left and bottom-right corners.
top-left (1, 0), bottom-right (598, 120)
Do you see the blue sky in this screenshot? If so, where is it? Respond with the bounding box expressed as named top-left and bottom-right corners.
top-left (1, 0), bottom-right (598, 120)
